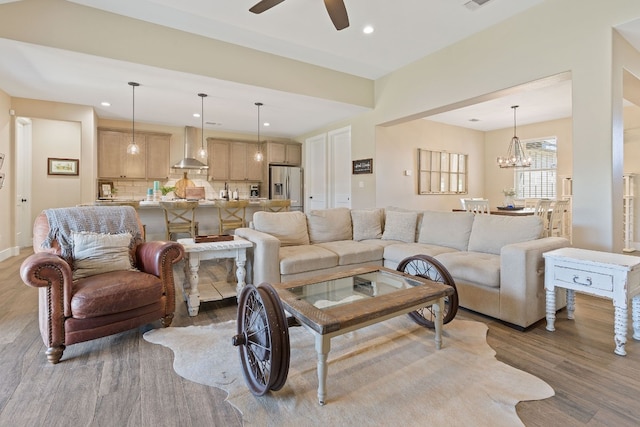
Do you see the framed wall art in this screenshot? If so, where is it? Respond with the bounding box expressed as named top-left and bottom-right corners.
top-left (48, 158), bottom-right (79, 176)
top-left (352, 158), bottom-right (373, 174)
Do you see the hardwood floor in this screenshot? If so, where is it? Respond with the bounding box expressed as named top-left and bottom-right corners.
top-left (1, 249), bottom-right (639, 426)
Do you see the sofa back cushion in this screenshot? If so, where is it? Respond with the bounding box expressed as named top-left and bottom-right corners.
top-left (382, 210), bottom-right (418, 243)
top-left (351, 208), bottom-right (384, 241)
top-left (253, 211), bottom-right (310, 246)
top-left (307, 208), bottom-right (353, 243)
top-left (418, 211), bottom-right (475, 251)
top-left (467, 215), bottom-right (543, 255)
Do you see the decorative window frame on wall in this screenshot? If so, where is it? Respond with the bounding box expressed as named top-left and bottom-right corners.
top-left (418, 148), bottom-right (468, 195)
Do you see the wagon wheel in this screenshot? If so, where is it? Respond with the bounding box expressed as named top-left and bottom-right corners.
top-left (257, 282), bottom-right (290, 391)
top-left (232, 283), bottom-right (290, 395)
top-left (396, 255), bottom-right (459, 328)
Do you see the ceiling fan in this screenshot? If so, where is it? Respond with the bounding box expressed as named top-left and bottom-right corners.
top-left (250, 0), bottom-right (350, 31)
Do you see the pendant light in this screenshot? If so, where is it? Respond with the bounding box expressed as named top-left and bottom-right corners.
top-left (126, 82), bottom-right (140, 155)
top-left (497, 105), bottom-right (531, 168)
top-left (197, 93), bottom-right (208, 159)
top-left (254, 102), bottom-right (264, 162)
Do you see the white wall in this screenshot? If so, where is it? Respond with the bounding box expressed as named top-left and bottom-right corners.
top-left (30, 118), bottom-right (82, 219)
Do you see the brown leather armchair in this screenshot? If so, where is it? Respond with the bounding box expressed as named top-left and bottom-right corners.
top-left (20, 206), bottom-right (184, 364)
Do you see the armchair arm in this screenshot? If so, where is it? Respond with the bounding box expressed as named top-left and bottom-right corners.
top-left (235, 227), bottom-right (281, 285)
top-left (20, 252), bottom-right (74, 349)
top-left (136, 241), bottom-right (184, 318)
top-left (500, 236), bottom-right (570, 328)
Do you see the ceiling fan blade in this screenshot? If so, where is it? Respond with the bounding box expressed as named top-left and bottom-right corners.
top-left (250, 0), bottom-right (286, 14)
top-left (324, 0), bottom-right (349, 30)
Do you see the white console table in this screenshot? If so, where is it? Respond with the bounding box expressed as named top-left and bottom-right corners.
top-left (177, 237), bottom-right (253, 316)
top-left (543, 247), bottom-right (640, 355)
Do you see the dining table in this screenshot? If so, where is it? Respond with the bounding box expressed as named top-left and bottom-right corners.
top-left (453, 207), bottom-right (536, 216)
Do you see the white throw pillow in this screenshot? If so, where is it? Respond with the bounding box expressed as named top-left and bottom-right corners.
top-left (382, 210), bottom-right (418, 243)
top-left (253, 211), bottom-right (310, 246)
top-left (307, 208), bottom-right (352, 243)
top-left (351, 209), bottom-right (384, 241)
top-left (72, 231), bottom-right (135, 280)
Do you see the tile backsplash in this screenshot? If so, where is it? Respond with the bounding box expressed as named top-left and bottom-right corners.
top-left (107, 172), bottom-right (259, 200)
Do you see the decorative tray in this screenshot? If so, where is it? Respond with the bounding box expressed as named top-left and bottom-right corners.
top-left (195, 235), bottom-right (234, 243)
top-left (497, 206), bottom-right (524, 211)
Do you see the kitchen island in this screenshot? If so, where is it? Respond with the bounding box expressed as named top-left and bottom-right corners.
top-left (136, 199), bottom-right (265, 241)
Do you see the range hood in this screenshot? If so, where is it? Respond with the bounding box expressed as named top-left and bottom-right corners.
top-left (172, 126), bottom-right (209, 169)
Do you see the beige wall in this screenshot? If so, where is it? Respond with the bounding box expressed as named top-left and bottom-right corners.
top-left (375, 119), bottom-right (485, 211)
top-left (30, 118), bottom-right (82, 220)
top-left (0, 89), bottom-right (12, 260)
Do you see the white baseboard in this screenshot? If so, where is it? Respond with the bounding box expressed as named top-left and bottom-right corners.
top-left (0, 246), bottom-right (20, 262)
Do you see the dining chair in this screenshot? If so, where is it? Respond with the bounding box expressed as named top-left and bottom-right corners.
top-left (160, 200), bottom-right (199, 240)
top-left (534, 199), bottom-right (554, 236)
top-left (464, 199), bottom-right (490, 215)
top-left (214, 199), bottom-right (249, 234)
top-left (548, 199), bottom-right (571, 238)
top-left (523, 198), bottom-right (540, 209)
top-left (260, 199), bottom-right (291, 212)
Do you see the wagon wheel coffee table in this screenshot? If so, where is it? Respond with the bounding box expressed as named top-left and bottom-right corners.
top-left (232, 256), bottom-right (457, 405)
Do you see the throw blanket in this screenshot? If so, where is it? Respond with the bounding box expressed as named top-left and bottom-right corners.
top-left (43, 206), bottom-right (142, 259)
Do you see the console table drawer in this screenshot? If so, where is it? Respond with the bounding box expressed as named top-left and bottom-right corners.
top-left (554, 265), bottom-right (613, 292)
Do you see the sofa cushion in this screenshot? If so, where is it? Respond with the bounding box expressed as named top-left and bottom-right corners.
top-left (72, 231), bottom-right (136, 280)
top-left (71, 270), bottom-right (163, 318)
top-left (418, 211), bottom-right (474, 251)
top-left (383, 242), bottom-right (459, 266)
top-left (307, 208), bottom-right (352, 243)
top-left (382, 210), bottom-right (418, 243)
top-left (316, 240), bottom-right (384, 265)
top-left (279, 245), bottom-right (339, 275)
top-left (253, 211), bottom-right (310, 246)
top-left (467, 215), bottom-right (543, 255)
top-left (435, 251), bottom-right (501, 288)
top-left (351, 209), bottom-right (384, 241)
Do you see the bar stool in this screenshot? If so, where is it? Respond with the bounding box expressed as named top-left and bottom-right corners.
top-left (159, 200), bottom-right (199, 241)
top-left (259, 199), bottom-right (291, 212)
top-left (214, 200), bottom-right (249, 234)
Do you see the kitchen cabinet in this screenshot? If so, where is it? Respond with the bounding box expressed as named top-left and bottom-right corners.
top-left (267, 141), bottom-right (302, 166)
top-left (229, 142), bottom-right (262, 181)
top-left (98, 128), bottom-right (170, 179)
top-left (208, 139), bottom-right (230, 180)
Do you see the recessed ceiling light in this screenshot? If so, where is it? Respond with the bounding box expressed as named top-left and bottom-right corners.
top-left (101, 101), bottom-right (111, 107)
top-left (263, 122), bottom-right (270, 127)
top-left (469, 118), bottom-right (480, 122)
top-left (363, 25), bottom-right (374, 34)
top-left (193, 113), bottom-right (200, 118)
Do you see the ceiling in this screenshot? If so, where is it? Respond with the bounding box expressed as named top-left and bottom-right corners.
top-left (0, 0), bottom-right (639, 136)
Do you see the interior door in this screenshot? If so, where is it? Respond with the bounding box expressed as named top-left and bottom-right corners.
top-left (305, 134), bottom-right (327, 211)
top-left (15, 117), bottom-right (32, 248)
top-left (329, 127), bottom-right (351, 208)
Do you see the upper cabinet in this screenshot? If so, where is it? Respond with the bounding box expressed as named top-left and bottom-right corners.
top-left (208, 139), bottom-right (230, 181)
top-left (98, 128), bottom-right (170, 179)
top-left (207, 139), bottom-right (262, 182)
top-left (267, 141), bottom-right (302, 166)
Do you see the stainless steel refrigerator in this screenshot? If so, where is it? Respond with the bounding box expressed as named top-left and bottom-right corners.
top-left (269, 166), bottom-right (303, 211)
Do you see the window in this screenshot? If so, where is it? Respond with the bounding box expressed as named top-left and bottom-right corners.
top-left (515, 137), bottom-right (557, 199)
top-left (418, 149), bottom-right (467, 194)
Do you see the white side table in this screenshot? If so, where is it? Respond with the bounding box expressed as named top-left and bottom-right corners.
top-left (177, 237), bottom-right (253, 316)
top-left (543, 247), bottom-right (640, 355)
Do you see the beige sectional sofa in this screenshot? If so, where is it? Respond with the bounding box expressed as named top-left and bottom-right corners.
top-left (235, 207), bottom-right (570, 328)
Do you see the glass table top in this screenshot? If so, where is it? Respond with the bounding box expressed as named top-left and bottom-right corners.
top-left (285, 270), bottom-right (426, 311)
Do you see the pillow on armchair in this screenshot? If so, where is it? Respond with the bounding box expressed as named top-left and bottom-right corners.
top-left (72, 231), bottom-right (137, 280)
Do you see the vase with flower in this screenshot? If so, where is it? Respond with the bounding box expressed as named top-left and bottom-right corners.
top-left (502, 188), bottom-right (516, 208)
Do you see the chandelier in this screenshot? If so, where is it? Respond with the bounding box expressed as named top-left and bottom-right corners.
top-left (496, 105), bottom-right (531, 168)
